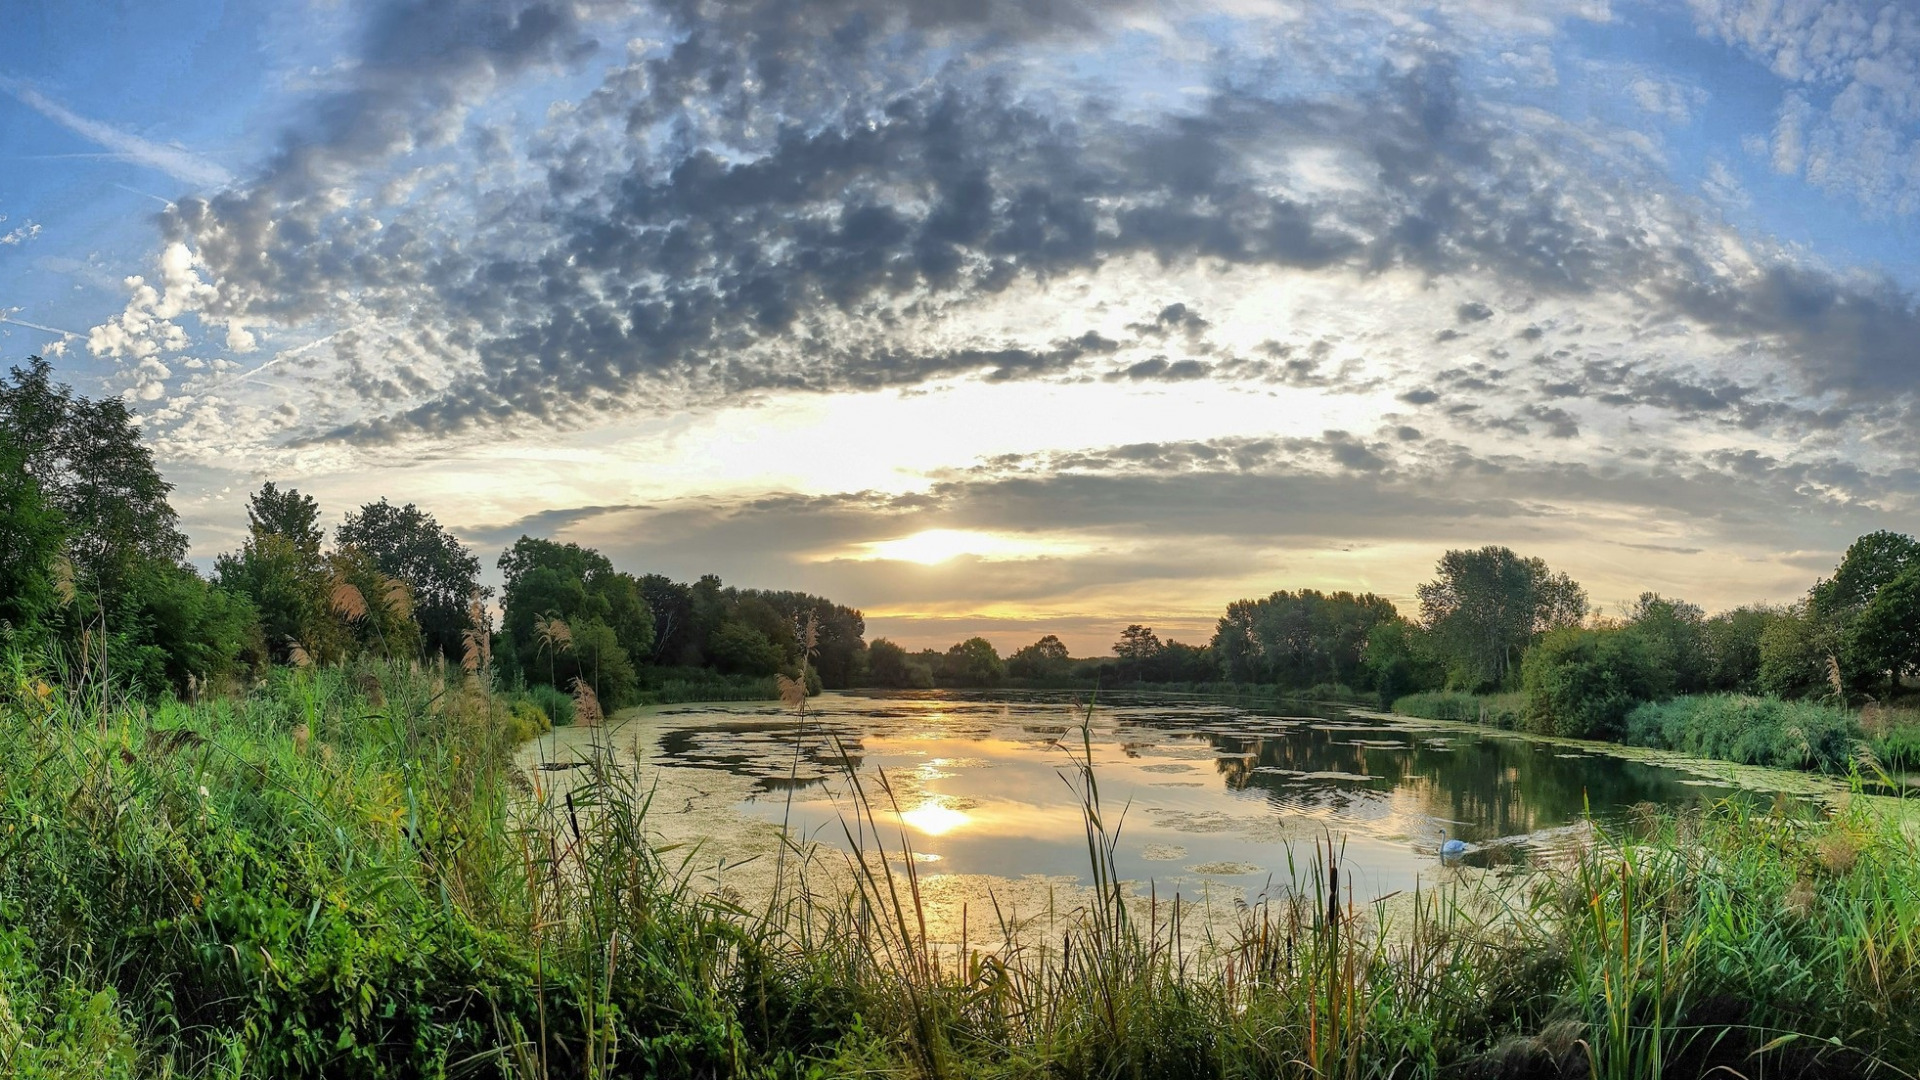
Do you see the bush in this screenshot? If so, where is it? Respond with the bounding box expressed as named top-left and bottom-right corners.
top-left (1520, 627), bottom-right (1665, 739)
top-left (1392, 691), bottom-right (1525, 729)
top-left (527, 682), bottom-right (575, 726)
top-left (1624, 694), bottom-right (1863, 773)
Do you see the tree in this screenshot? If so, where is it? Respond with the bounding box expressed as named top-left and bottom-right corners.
top-left (1112, 624), bottom-right (1163, 681)
top-left (1845, 564), bottom-right (1920, 697)
top-left (1625, 593), bottom-right (1706, 695)
top-left (0, 435), bottom-right (63, 639)
top-left (1701, 605), bottom-right (1779, 692)
top-left (1758, 606), bottom-right (1835, 700)
top-left (1810, 531), bottom-right (1920, 619)
top-left (941, 637), bottom-right (1005, 687)
top-left (0, 357), bottom-right (186, 596)
top-left (867, 638), bottom-right (934, 688)
top-left (1417, 547), bottom-right (1588, 690)
top-left (707, 621), bottom-right (784, 676)
top-left (337, 499), bottom-right (481, 661)
top-left (246, 482), bottom-right (323, 567)
top-left (1009, 634), bottom-right (1072, 680)
top-left (1520, 627), bottom-right (1663, 739)
top-left (1211, 590), bottom-right (1403, 690)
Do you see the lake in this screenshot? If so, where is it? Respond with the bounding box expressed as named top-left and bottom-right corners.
top-left (524, 690), bottom-right (1800, 908)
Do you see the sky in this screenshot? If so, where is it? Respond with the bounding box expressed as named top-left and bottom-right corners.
top-left (5, 0), bottom-right (1920, 654)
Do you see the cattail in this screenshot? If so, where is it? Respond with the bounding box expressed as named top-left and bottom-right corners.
top-left (289, 640), bottom-right (313, 668)
top-left (536, 615), bottom-right (572, 653)
top-left (292, 722), bottom-right (311, 756)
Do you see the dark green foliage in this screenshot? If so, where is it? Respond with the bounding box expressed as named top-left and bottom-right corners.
top-left (866, 638), bottom-right (934, 688)
top-left (0, 435), bottom-right (63, 640)
top-left (1701, 604), bottom-right (1779, 692)
top-left (1418, 546), bottom-right (1587, 690)
top-left (0, 357), bottom-right (188, 594)
top-left (1626, 593), bottom-right (1708, 694)
top-left (1758, 606), bottom-right (1836, 700)
top-left (706, 619), bottom-right (784, 676)
top-left (1843, 563), bottom-right (1920, 696)
top-left (1007, 633), bottom-right (1073, 680)
top-left (939, 636), bottom-right (1005, 686)
top-left (1392, 690), bottom-right (1526, 729)
top-left (1625, 694), bottom-right (1862, 772)
top-left (1212, 589), bottom-right (1403, 691)
top-left (335, 499), bottom-right (481, 662)
top-left (1520, 627), bottom-right (1664, 739)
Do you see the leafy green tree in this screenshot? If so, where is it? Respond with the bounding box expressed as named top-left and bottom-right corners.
top-left (0, 435), bottom-right (63, 640)
top-left (0, 357), bottom-right (187, 596)
top-left (336, 499), bottom-right (480, 661)
top-left (1417, 547), bottom-right (1587, 690)
top-left (1520, 627), bottom-right (1663, 739)
top-left (1626, 593), bottom-right (1707, 694)
top-left (326, 545), bottom-right (423, 661)
top-left (216, 484), bottom-right (333, 663)
top-left (1360, 619), bottom-right (1439, 703)
top-left (1844, 564), bottom-right (1920, 697)
top-left (1758, 606), bottom-right (1836, 700)
top-left (246, 482), bottom-right (323, 567)
top-left (1008, 634), bottom-right (1073, 680)
top-left (707, 621), bottom-right (784, 676)
top-left (941, 637), bottom-right (1005, 687)
top-left (1213, 590), bottom-right (1403, 690)
top-left (115, 561), bottom-right (260, 694)
top-left (1701, 605), bottom-right (1780, 692)
top-left (1810, 531), bottom-right (1920, 619)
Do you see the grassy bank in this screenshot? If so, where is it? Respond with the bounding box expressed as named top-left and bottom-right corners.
top-left (1391, 690), bottom-right (1526, 729)
top-left (3, 665), bottom-right (1918, 1077)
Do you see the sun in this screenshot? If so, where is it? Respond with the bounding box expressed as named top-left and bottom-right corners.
top-left (855, 528), bottom-right (1085, 565)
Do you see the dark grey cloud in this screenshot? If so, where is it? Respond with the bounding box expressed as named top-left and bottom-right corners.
top-left (112, 0), bottom-right (1920, 460)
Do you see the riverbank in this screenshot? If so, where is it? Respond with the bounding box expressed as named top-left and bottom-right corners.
top-left (4, 666), bottom-right (1917, 1076)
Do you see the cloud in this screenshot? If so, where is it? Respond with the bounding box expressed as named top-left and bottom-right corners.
top-left (2, 80), bottom-right (233, 188)
top-left (1688, 0), bottom-right (1920, 215)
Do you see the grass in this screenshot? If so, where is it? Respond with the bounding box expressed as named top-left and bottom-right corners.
top-left (1625, 694), bottom-right (1863, 773)
top-left (1391, 690), bottom-right (1526, 729)
top-left (2, 655), bottom-right (1918, 1077)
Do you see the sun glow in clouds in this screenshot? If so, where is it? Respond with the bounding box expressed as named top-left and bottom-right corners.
top-left (852, 529), bottom-right (1088, 565)
top-left (898, 801), bottom-right (971, 836)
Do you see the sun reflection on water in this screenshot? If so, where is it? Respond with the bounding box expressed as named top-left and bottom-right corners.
top-left (898, 801), bottom-right (970, 836)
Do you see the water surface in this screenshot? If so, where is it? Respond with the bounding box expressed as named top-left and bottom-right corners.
top-left (591, 691), bottom-right (1770, 901)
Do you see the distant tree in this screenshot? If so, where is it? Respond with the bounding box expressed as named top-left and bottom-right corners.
top-left (1758, 606), bottom-right (1836, 700)
top-left (1212, 590), bottom-right (1402, 690)
top-left (1625, 593), bottom-right (1706, 695)
top-left (1008, 634), bottom-right (1073, 680)
top-left (496, 537), bottom-right (655, 702)
top-left (1701, 605), bottom-right (1780, 692)
top-left (941, 637), bottom-right (1005, 687)
top-left (1417, 547), bottom-right (1587, 690)
top-left (1112, 624), bottom-right (1163, 681)
top-left (246, 482), bottom-right (324, 568)
top-left (867, 638), bottom-right (934, 689)
top-left (336, 499), bottom-right (481, 661)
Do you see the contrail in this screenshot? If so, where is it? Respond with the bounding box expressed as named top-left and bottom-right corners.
top-left (0, 314), bottom-right (82, 337)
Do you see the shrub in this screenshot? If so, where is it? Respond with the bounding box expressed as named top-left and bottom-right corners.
top-left (527, 682), bottom-right (575, 726)
top-left (1392, 690), bottom-right (1525, 729)
top-left (1624, 693), bottom-right (1863, 773)
top-left (1520, 627), bottom-right (1665, 739)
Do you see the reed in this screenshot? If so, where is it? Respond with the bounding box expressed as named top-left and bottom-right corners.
top-left (0, 657), bottom-right (1916, 1077)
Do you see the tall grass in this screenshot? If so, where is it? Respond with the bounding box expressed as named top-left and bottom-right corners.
top-left (1391, 691), bottom-right (1526, 729)
top-left (2, 656), bottom-right (1918, 1076)
top-left (1624, 693), bottom-right (1863, 773)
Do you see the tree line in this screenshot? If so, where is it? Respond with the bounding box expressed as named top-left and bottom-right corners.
top-left (0, 358), bottom-right (866, 710)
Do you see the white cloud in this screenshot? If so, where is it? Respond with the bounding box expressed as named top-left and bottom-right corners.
top-left (1, 80), bottom-right (233, 190)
